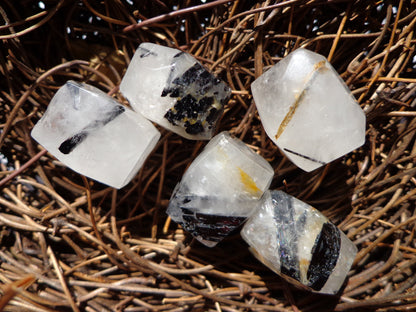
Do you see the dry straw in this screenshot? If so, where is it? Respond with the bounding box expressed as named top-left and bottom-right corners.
top-left (1, 0), bottom-right (416, 311)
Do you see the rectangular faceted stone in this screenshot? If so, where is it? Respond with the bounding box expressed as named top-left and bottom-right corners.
top-left (120, 43), bottom-right (231, 140)
top-left (167, 131), bottom-right (274, 247)
top-left (31, 81), bottom-right (160, 189)
top-left (251, 48), bottom-right (366, 171)
top-left (241, 190), bottom-right (357, 295)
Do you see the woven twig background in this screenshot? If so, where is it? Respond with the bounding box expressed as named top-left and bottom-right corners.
top-left (1, 0), bottom-right (416, 311)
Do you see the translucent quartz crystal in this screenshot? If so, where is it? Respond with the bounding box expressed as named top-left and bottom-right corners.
top-left (31, 81), bottom-right (160, 189)
top-left (120, 43), bottom-right (231, 140)
top-left (251, 48), bottom-right (366, 172)
top-left (167, 132), bottom-right (274, 247)
top-left (241, 190), bottom-right (357, 295)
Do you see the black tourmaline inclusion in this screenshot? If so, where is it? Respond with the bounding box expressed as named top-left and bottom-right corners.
top-left (180, 208), bottom-right (246, 244)
top-left (161, 58), bottom-right (229, 136)
top-left (139, 47), bottom-right (157, 58)
top-left (272, 193), bottom-right (304, 282)
top-left (172, 194), bottom-right (246, 244)
top-left (307, 222), bottom-right (341, 291)
top-left (59, 132), bottom-right (88, 154)
top-left (58, 105), bottom-right (125, 154)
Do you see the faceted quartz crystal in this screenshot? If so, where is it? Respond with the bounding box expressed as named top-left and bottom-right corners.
top-left (31, 81), bottom-right (161, 189)
top-left (120, 43), bottom-right (232, 140)
top-left (241, 190), bottom-right (357, 295)
top-left (251, 48), bottom-right (366, 172)
top-left (167, 132), bottom-right (274, 247)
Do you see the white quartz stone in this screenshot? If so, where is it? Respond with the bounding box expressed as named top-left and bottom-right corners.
top-left (241, 190), bottom-right (357, 295)
top-left (120, 43), bottom-right (231, 140)
top-left (167, 131), bottom-right (274, 247)
top-left (31, 81), bottom-right (160, 189)
top-left (251, 48), bottom-right (366, 172)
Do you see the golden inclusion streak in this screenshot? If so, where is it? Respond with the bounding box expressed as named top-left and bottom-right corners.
top-left (275, 60), bottom-right (327, 140)
top-left (274, 88), bottom-right (306, 140)
top-left (238, 167), bottom-right (261, 195)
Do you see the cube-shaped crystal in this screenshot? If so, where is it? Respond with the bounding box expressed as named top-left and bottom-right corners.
top-left (120, 43), bottom-right (231, 140)
top-left (167, 132), bottom-right (274, 247)
top-left (241, 190), bottom-right (357, 294)
top-left (251, 48), bottom-right (366, 171)
top-left (31, 81), bottom-right (160, 189)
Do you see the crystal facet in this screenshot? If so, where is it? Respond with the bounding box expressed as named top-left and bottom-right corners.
top-left (31, 81), bottom-right (161, 189)
top-left (251, 48), bottom-right (366, 172)
top-left (241, 190), bottom-right (357, 294)
top-left (167, 132), bottom-right (274, 247)
top-left (120, 43), bottom-right (231, 140)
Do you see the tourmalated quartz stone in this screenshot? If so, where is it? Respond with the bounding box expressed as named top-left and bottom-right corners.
top-left (241, 190), bottom-right (357, 295)
top-left (31, 81), bottom-right (160, 189)
top-left (251, 48), bottom-right (366, 172)
top-left (167, 132), bottom-right (274, 247)
top-left (120, 43), bottom-right (232, 140)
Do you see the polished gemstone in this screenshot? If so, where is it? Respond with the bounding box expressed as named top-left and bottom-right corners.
top-left (251, 48), bottom-right (366, 171)
top-left (120, 43), bottom-right (231, 140)
top-left (241, 190), bottom-right (357, 294)
top-left (31, 81), bottom-right (160, 189)
top-left (167, 132), bottom-right (274, 247)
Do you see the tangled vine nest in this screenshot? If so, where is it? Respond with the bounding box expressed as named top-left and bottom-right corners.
top-left (1, 0), bottom-right (416, 311)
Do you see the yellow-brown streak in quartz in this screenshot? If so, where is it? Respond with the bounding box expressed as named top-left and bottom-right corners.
top-left (274, 90), bottom-right (304, 140)
top-left (299, 258), bottom-right (310, 284)
top-left (274, 60), bottom-right (327, 140)
top-left (237, 167), bottom-right (261, 196)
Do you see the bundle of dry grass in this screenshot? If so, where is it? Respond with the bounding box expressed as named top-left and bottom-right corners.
top-left (1, 0), bottom-right (416, 311)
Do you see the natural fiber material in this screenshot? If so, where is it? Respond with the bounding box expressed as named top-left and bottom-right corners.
top-left (1, 0), bottom-right (416, 311)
